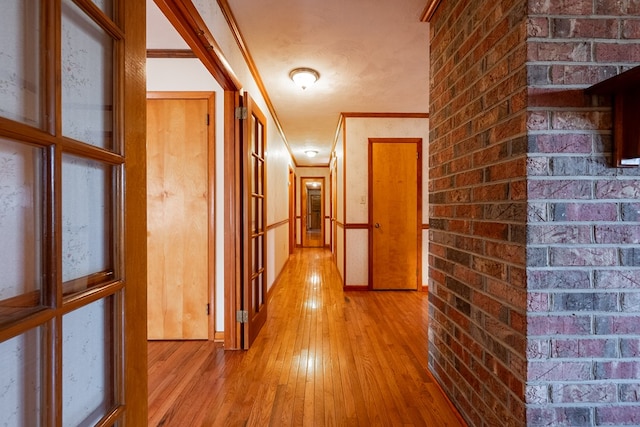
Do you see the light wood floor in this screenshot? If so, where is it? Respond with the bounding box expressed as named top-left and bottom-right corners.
top-left (304, 229), bottom-right (323, 247)
top-left (148, 248), bottom-right (466, 426)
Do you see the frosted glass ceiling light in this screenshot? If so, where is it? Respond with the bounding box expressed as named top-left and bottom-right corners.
top-left (305, 150), bottom-right (318, 158)
top-left (290, 67), bottom-right (320, 90)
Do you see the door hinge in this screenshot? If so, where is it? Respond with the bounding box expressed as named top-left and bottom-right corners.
top-left (235, 106), bottom-right (248, 120)
top-left (417, 152), bottom-right (420, 159)
top-left (236, 310), bottom-right (248, 323)
top-left (206, 303), bottom-right (210, 315)
top-left (206, 114), bottom-right (210, 126)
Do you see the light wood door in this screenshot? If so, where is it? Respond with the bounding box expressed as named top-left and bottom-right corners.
top-left (242, 93), bottom-right (268, 348)
top-left (147, 96), bottom-right (211, 340)
top-left (370, 139), bottom-right (422, 290)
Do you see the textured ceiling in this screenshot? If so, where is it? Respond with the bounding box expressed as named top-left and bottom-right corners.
top-left (148, 0), bottom-right (430, 166)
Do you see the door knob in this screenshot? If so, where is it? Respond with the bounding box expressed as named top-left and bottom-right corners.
top-left (374, 223), bottom-right (380, 228)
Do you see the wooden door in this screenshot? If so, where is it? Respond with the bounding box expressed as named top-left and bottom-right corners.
top-left (370, 139), bottom-right (422, 290)
top-left (310, 194), bottom-right (322, 229)
top-left (147, 94), bottom-right (213, 340)
top-left (0, 1), bottom-right (147, 424)
top-left (301, 177), bottom-right (324, 248)
top-left (242, 93), bottom-right (268, 349)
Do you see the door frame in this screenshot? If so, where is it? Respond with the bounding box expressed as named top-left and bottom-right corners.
top-left (146, 91), bottom-right (216, 340)
top-left (289, 167), bottom-right (296, 254)
top-left (300, 177), bottom-right (325, 248)
top-left (153, 0), bottom-right (246, 349)
top-left (368, 138), bottom-right (423, 290)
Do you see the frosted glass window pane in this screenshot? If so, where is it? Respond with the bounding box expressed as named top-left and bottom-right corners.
top-left (62, 154), bottom-right (112, 285)
top-left (92, 0), bottom-right (114, 18)
top-left (0, 0), bottom-right (41, 127)
top-left (0, 138), bottom-right (42, 307)
top-left (62, 0), bottom-right (114, 151)
top-left (0, 327), bottom-right (42, 427)
top-left (63, 297), bottom-right (115, 427)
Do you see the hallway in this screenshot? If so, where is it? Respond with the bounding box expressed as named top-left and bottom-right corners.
top-left (148, 249), bottom-right (465, 426)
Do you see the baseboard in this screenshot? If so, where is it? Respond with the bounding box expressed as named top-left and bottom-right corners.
top-left (214, 331), bottom-right (224, 342)
top-left (343, 285), bottom-right (370, 291)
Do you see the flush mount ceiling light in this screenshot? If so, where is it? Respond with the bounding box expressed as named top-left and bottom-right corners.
top-left (305, 149), bottom-right (318, 158)
top-left (290, 67), bottom-right (320, 90)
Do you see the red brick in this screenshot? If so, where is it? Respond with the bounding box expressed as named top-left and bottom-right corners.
top-left (529, 134), bottom-right (593, 154)
top-left (472, 183), bottom-right (509, 201)
top-left (528, 360), bottom-right (593, 381)
top-left (553, 18), bottom-right (618, 39)
top-left (550, 64), bottom-right (618, 86)
top-left (595, 43), bottom-right (640, 61)
top-left (595, 225), bottom-right (640, 244)
top-left (595, 361), bottom-right (640, 379)
top-left (622, 19), bottom-right (640, 39)
top-left (527, 17), bottom-right (549, 37)
top-left (528, 407), bottom-right (592, 427)
top-left (528, 314), bottom-right (592, 335)
top-left (527, 292), bottom-right (550, 312)
top-left (527, 338), bottom-right (551, 359)
top-left (553, 202), bottom-right (617, 221)
top-left (550, 247), bottom-right (618, 266)
top-left (596, 179), bottom-right (640, 199)
top-left (595, 0), bottom-right (640, 15)
top-left (528, 87), bottom-right (588, 108)
top-left (528, 41), bottom-right (590, 62)
top-left (596, 407), bottom-right (640, 426)
top-left (552, 111), bottom-right (611, 131)
top-left (528, 224), bottom-right (592, 244)
top-left (596, 316), bottom-right (640, 335)
top-left (530, 0), bottom-right (594, 15)
top-left (551, 338), bottom-right (618, 358)
top-left (528, 179), bottom-right (592, 199)
top-left (551, 383), bottom-right (617, 404)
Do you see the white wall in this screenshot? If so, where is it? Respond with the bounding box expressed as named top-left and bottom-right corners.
top-left (338, 116), bottom-right (429, 287)
top-left (191, 1), bottom-right (293, 295)
top-left (334, 125), bottom-right (345, 281)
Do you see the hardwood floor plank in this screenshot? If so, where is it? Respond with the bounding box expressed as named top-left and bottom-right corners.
top-left (148, 248), bottom-right (466, 426)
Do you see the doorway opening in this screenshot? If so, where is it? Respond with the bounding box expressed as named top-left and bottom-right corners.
top-left (301, 177), bottom-right (325, 248)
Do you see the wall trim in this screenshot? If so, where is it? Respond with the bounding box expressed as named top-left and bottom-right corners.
top-left (216, 0), bottom-right (297, 166)
top-left (420, 0), bottom-right (442, 22)
top-left (266, 218), bottom-right (289, 231)
top-left (345, 223), bottom-right (369, 229)
top-left (154, 0), bottom-right (241, 90)
top-left (342, 112), bottom-right (429, 119)
top-left (146, 49), bottom-right (196, 58)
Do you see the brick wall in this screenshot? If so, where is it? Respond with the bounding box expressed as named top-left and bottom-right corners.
top-left (430, 1), bottom-right (640, 426)
top-left (526, 1), bottom-right (640, 425)
top-left (428, 0), bottom-right (529, 425)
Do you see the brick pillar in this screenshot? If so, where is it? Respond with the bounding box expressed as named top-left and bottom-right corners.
top-left (526, 1), bottom-right (640, 425)
top-left (429, 1), bottom-right (640, 426)
top-left (428, 1), bottom-right (529, 426)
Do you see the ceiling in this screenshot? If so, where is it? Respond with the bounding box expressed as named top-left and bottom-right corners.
top-left (147, 0), bottom-right (430, 167)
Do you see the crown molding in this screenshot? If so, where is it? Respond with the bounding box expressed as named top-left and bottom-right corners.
top-left (420, 0), bottom-right (442, 22)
